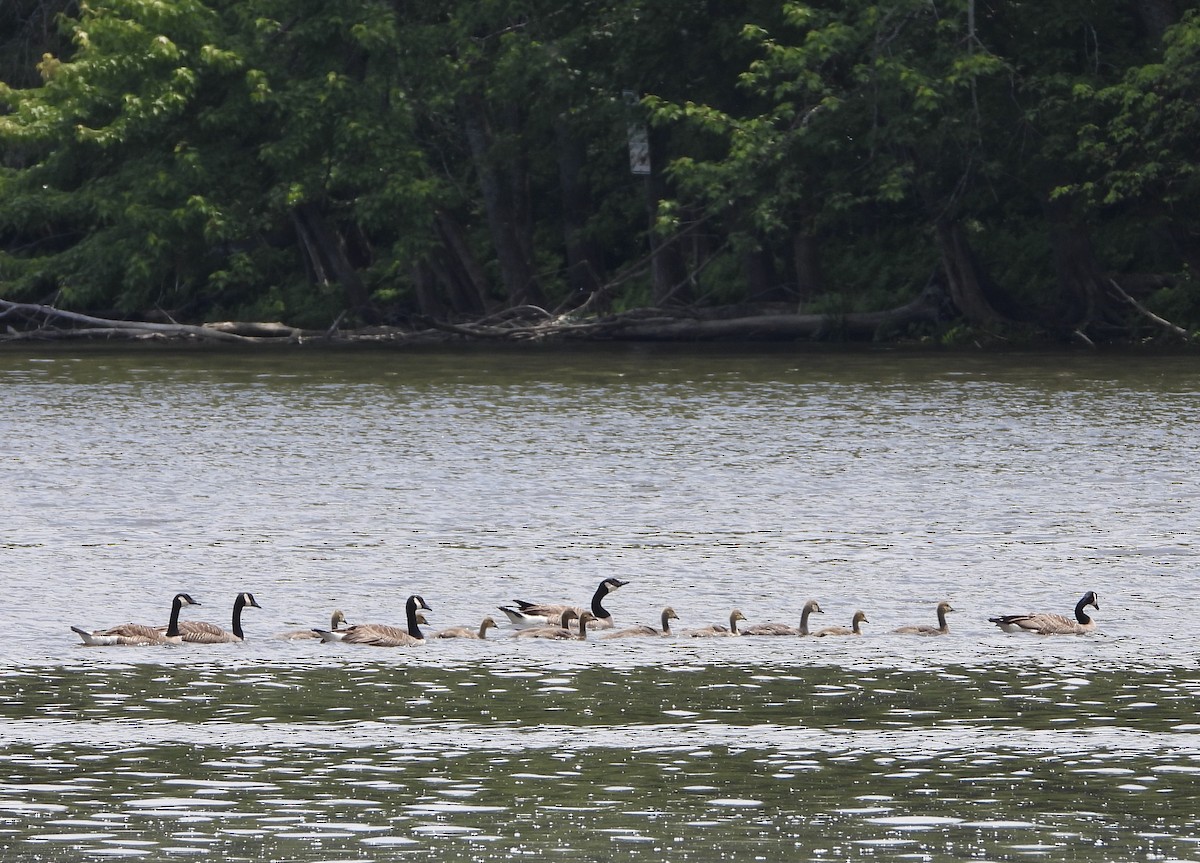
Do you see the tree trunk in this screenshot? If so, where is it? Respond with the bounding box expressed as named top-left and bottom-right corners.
top-left (742, 248), bottom-right (779, 301)
top-left (434, 210), bottom-right (491, 314)
top-left (461, 98), bottom-right (546, 309)
top-left (792, 225), bottom-right (823, 304)
top-left (645, 128), bottom-right (690, 306)
top-left (934, 220), bottom-right (1011, 325)
top-left (1044, 199), bottom-right (1117, 330)
top-left (292, 202), bottom-right (379, 324)
top-left (554, 116), bottom-right (604, 299)
top-left (411, 262), bottom-right (446, 318)
top-left (1130, 0), bottom-right (1178, 43)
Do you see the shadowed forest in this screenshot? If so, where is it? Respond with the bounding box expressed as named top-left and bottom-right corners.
top-left (1, 1), bottom-right (1197, 345)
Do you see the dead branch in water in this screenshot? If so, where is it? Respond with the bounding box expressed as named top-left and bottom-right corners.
top-left (1, 300), bottom-right (261, 343)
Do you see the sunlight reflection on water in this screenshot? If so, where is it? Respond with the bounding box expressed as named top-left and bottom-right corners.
top-left (3, 347), bottom-right (1200, 860)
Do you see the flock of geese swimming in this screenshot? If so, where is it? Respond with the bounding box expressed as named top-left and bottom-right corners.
top-left (71, 579), bottom-right (1102, 647)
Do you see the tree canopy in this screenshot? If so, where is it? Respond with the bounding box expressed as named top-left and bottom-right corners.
top-left (1, 0), bottom-right (1196, 344)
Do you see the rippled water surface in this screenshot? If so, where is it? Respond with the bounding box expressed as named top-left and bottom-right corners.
top-left (3, 345), bottom-right (1199, 861)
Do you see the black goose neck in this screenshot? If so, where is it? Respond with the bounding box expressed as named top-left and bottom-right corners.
top-left (406, 603), bottom-right (425, 639)
top-left (232, 597), bottom-right (246, 639)
top-left (165, 596), bottom-right (183, 638)
top-left (589, 587), bottom-right (612, 619)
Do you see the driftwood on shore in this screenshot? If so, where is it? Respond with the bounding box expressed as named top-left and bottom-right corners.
top-left (1, 289), bottom-right (947, 346)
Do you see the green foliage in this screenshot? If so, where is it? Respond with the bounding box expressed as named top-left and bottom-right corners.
top-left (0, 0), bottom-right (1197, 336)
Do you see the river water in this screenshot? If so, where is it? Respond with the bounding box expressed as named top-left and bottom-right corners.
top-left (2, 345), bottom-right (1198, 862)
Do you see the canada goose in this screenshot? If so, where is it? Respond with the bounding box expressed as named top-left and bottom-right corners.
top-left (742, 600), bottom-right (824, 636)
top-left (814, 609), bottom-right (868, 637)
top-left (276, 609), bottom-right (351, 641)
top-left (601, 607), bottom-right (678, 639)
top-left (72, 593), bottom-right (201, 646)
top-left (988, 591), bottom-right (1099, 635)
top-left (894, 601), bottom-right (954, 635)
top-left (513, 609), bottom-right (579, 639)
top-left (434, 616), bottom-right (498, 640)
top-left (327, 594), bottom-right (431, 647)
top-left (683, 609), bottom-right (746, 637)
top-left (169, 592), bottom-right (262, 643)
top-left (499, 577), bottom-right (628, 630)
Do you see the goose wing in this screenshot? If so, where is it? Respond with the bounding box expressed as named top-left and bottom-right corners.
top-left (176, 621), bottom-right (241, 643)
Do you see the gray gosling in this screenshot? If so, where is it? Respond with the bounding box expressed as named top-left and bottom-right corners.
top-left (683, 609), bottom-right (746, 637)
top-left (894, 601), bottom-right (954, 636)
top-left (602, 607), bottom-right (679, 639)
top-left (813, 609), bottom-right (868, 637)
top-left (434, 616), bottom-right (499, 639)
top-left (276, 609), bottom-right (350, 641)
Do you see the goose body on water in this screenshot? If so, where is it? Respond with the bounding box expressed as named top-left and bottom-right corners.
top-left (743, 600), bottom-right (823, 636)
top-left (170, 592), bottom-right (261, 643)
top-left (322, 595), bottom-right (431, 646)
top-left (683, 610), bottom-right (746, 638)
top-left (513, 610), bottom-right (579, 639)
top-left (72, 593), bottom-right (201, 646)
top-left (276, 610), bottom-right (350, 641)
top-left (434, 617), bottom-right (498, 640)
top-left (602, 607), bottom-right (678, 639)
top-left (813, 610), bottom-right (868, 637)
top-left (500, 577), bottom-right (628, 630)
top-left (988, 591), bottom-right (1099, 635)
top-left (894, 601), bottom-right (954, 636)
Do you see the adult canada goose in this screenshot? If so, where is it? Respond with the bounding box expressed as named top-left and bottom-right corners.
top-left (813, 609), bottom-right (868, 637)
top-left (601, 607), bottom-right (679, 639)
top-left (325, 594), bottom-right (431, 647)
top-left (513, 609), bottom-right (579, 639)
top-left (499, 577), bottom-right (628, 630)
top-left (434, 616), bottom-right (498, 640)
top-left (988, 591), bottom-right (1099, 635)
top-left (682, 609), bottom-right (746, 638)
top-left (170, 592), bottom-right (262, 643)
top-left (72, 593), bottom-right (201, 646)
top-left (276, 610), bottom-right (351, 641)
top-left (742, 600), bottom-right (824, 636)
top-left (894, 601), bottom-right (954, 635)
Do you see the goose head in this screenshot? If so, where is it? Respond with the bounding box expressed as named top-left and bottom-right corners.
top-left (235, 592), bottom-right (262, 611)
top-left (558, 609), bottom-right (580, 627)
top-left (600, 578), bottom-right (629, 594)
top-left (173, 593), bottom-right (202, 609)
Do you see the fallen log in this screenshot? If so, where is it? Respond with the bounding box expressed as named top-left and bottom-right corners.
top-left (202, 321), bottom-right (306, 339)
top-left (1, 300), bottom-right (260, 343)
top-left (1108, 279), bottom-right (1190, 341)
